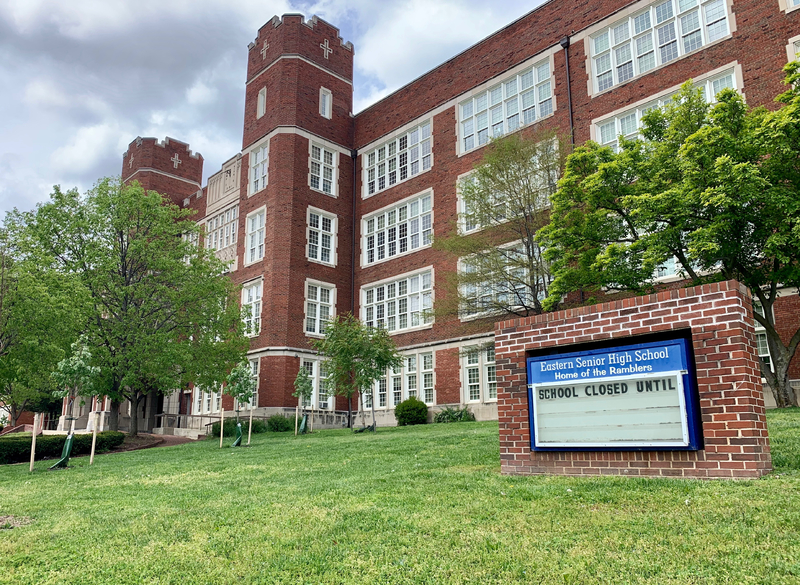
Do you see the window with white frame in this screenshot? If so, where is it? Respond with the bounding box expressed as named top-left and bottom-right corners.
top-left (310, 144), bottom-right (336, 196)
top-left (591, 0), bottom-right (730, 94)
top-left (320, 87), bottom-right (332, 119)
top-left (195, 387), bottom-right (221, 414)
top-left (205, 206), bottom-right (238, 251)
top-left (363, 192), bottom-right (432, 265)
top-left (183, 229), bottom-right (199, 264)
top-left (364, 351), bottom-right (434, 409)
top-left (305, 281), bottom-right (334, 336)
top-left (299, 360), bottom-right (334, 410)
top-left (307, 208), bottom-right (336, 265)
top-left (459, 58), bottom-right (553, 153)
top-left (753, 302), bottom-right (772, 369)
top-left (241, 359), bottom-right (259, 410)
top-left (246, 209), bottom-right (265, 264)
top-left (242, 280), bottom-right (262, 336)
top-left (363, 270), bottom-right (433, 332)
top-left (250, 142), bottom-right (269, 194)
top-left (257, 87), bottom-right (267, 119)
top-left (596, 67), bottom-right (737, 151)
top-left (790, 0), bottom-right (800, 8)
top-left (464, 345), bottom-right (497, 403)
top-left (364, 121), bottom-right (432, 197)
top-left (794, 40), bottom-right (800, 59)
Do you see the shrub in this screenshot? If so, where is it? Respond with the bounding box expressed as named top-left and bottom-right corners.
top-left (209, 418), bottom-right (268, 438)
top-left (266, 414), bottom-right (294, 433)
top-left (394, 397), bottom-right (428, 426)
top-left (0, 431), bottom-right (125, 465)
top-left (433, 405), bottom-right (476, 423)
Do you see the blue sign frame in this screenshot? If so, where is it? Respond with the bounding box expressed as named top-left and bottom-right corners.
top-left (526, 337), bottom-right (703, 451)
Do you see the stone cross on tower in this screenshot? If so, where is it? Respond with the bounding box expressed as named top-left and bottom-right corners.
top-left (320, 39), bottom-right (333, 59)
top-left (260, 40), bottom-right (269, 60)
top-left (128, 155), bottom-right (134, 169)
top-left (171, 153), bottom-right (182, 169)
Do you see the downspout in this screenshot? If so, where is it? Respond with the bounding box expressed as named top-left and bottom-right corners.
top-left (560, 36), bottom-right (575, 146)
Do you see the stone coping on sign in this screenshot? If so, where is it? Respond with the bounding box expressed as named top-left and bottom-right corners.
top-left (494, 280), bottom-right (772, 479)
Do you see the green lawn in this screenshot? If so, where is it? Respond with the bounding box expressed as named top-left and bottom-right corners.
top-left (1, 411), bottom-right (800, 584)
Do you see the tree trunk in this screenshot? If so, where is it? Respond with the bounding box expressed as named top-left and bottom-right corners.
top-left (763, 329), bottom-right (799, 408)
top-left (108, 399), bottom-right (120, 432)
top-left (10, 402), bottom-right (19, 427)
top-left (129, 391), bottom-right (143, 437)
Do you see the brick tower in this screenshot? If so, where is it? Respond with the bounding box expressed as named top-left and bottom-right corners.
top-left (121, 136), bottom-right (203, 207)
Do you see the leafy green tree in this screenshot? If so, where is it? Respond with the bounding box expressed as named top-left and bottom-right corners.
top-left (541, 66), bottom-right (800, 407)
top-left (0, 246), bottom-right (85, 427)
top-left (292, 366), bottom-right (313, 410)
top-left (51, 339), bottom-right (101, 423)
top-left (311, 314), bottom-right (403, 429)
top-left (14, 177), bottom-right (248, 434)
top-left (433, 131), bottom-right (565, 321)
top-left (225, 360), bottom-right (257, 420)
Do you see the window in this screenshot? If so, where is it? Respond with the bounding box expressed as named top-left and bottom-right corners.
top-left (595, 67), bottom-right (737, 151)
top-left (363, 270), bottom-right (433, 332)
top-left (238, 359), bottom-right (259, 410)
top-left (250, 142), bottom-right (269, 194)
top-left (205, 206), bottom-right (238, 251)
top-left (459, 58), bottom-right (553, 153)
top-left (183, 229), bottom-right (199, 264)
top-left (299, 360), bottom-right (334, 410)
top-left (305, 281), bottom-right (335, 336)
top-left (195, 388), bottom-right (221, 414)
top-left (464, 345), bottom-right (497, 402)
top-left (242, 280), bottom-right (262, 336)
top-left (257, 87), bottom-right (267, 119)
top-left (753, 302), bottom-right (772, 369)
top-left (363, 351), bottom-right (434, 409)
top-left (364, 121), bottom-right (432, 197)
top-left (310, 144), bottom-right (337, 196)
top-left (363, 192), bottom-right (432, 265)
top-left (246, 209), bottom-right (265, 264)
top-left (307, 208), bottom-right (336, 265)
top-left (590, 0), bottom-right (730, 94)
top-left (460, 244), bottom-right (547, 318)
top-left (319, 87), bottom-right (332, 119)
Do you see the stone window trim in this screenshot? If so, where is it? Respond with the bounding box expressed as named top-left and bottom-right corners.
top-left (243, 206), bottom-right (267, 267)
top-left (248, 136), bottom-right (270, 197)
top-left (308, 141), bottom-right (339, 197)
top-left (361, 119), bottom-right (433, 199)
top-left (241, 277), bottom-right (263, 337)
top-left (304, 279), bottom-right (336, 339)
top-left (319, 87), bottom-right (333, 119)
top-left (590, 61), bottom-right (743, 145)
top-left (361, 266), bottom-right (435, 336)
top-left (360, 189), bottom-right (433, 268)
top-left (787, 34), bottom-right (800, 62)
top-left (306, 206), bottom-right (338, 267)
top-left (194, 386), bottom-right (222, 414)
top-left (462, 344), bottom-right (497, 404)
top-left (578, 0), bottom-right (736, 98)
top-left (779, 0), bottom-right (800, 14)
top-left (257, 86), bottom-right (267, 119)
top-left (454, 45), bottom-right (559, 158)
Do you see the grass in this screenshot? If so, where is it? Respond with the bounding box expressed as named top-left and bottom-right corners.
top-left (1, 411), bottom-right (799, 584)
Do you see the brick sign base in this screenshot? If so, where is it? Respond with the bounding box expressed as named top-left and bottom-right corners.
top-left (495, 281), bottom-right (772, 479)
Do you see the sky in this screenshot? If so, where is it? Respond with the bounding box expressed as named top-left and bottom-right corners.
top-left (0, 0), bottom-right (546, 214)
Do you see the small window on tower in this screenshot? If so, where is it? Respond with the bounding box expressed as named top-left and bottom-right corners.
top-left (320, 87), bottom-right (332, 119)
top-left (257, 87), bottom-right (267, 119)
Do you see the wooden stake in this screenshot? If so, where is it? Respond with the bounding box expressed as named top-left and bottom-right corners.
top-left (295, 405), bottom-right (299, 436)
top-left (219, 409), bottom-right (224, 448)
top-left (89, 412), bottom-right (99, 465)
top-left (29, 413), bottom-right (39, 473)
top-left (310, 408), bottom-right (314, 433)
top-left (247, 405), bottom-right (253, 446)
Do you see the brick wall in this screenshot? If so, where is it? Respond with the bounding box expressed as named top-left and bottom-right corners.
top-left (494, 280), bottom-right (772, 479)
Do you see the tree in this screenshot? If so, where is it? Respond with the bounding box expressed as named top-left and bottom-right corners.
top-left (541, 66), bottom-right (800, 407)
top-left (433, 131), bottom-right (565, 321)
top-left (225, 360), bottom-right (257, 421)
top-left (51, 339), bottom-right (100, 426)
top-left (14, 178), bottom-right (248, 434)
top-left (311, 314), bottom-right (403, 429)
top-left (0, 244), bottom-right (85, 427)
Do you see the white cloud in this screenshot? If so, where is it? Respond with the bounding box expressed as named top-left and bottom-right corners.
top-left (50, 122), bottom-right (128, 175)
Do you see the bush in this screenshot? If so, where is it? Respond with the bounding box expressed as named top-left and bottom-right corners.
top-left (394, 397), bottom-right (428, 426)
top-left (266, 414), bottom-right (293, 433)
top-left (433, 405), bottom-right (476, 423)
top-left (209, 418), bottom-right (268, 438)
top-left (0, 431), bottom-right (125, 465)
